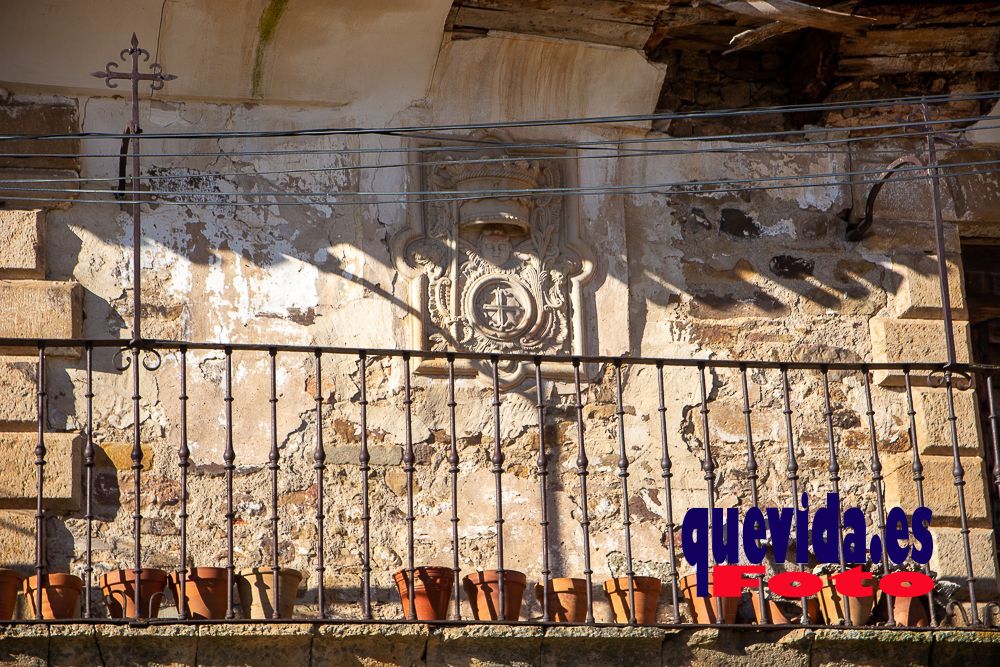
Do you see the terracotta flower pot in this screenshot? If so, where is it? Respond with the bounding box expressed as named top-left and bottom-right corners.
top-left (393, 566), bottom-right (454, 621)
top-left (884, 593), bottom-right (929, 627)
top-left (100, 568), bottom-right (169, 619)
top-left (169, 567), bottom-right (230, 620)
top-left (22, 573), bottom-right (82, 620)
top-left (0, 569), bottom-right (24, 620)
top-left (751, 593), bottom-right (822, 624)
top-left (463, 569), bottom-right (526, 622)
top-left (236, 567), bottom-right (302, 619)
top-left (603, 576), bottom-right (662, 625)
top-left (678, 573), bottom-right (738, 625)
top-left (817, 574), bottom-right (874, 625)
top-left (534, 577), bottom-right (589, 623)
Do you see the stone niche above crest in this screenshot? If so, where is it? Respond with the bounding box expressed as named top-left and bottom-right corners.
top-left (392, 144), bottom-right (596, 387)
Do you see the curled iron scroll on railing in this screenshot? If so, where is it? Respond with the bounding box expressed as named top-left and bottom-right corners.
top-left (8, 336), bottom-right (1000, 629)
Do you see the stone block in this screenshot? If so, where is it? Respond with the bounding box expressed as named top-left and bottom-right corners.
top-left (0, 509), bottom-right (37, 573)
top-left (541, 625), bottom-right (665, 667)
top-left (0, 99), bottom-right (79, 171)
top-left (0, 209), bottom-right (44, 278)
top-left (810, 628), bottom-right (932, 667)
top-left (428, 625), bottom-right (542, 667)
top-left (883, 455), bottom-right (991, 525)
top-left (0, 356), bottom-right (37, 426)
top-left (890, 252), bottom-right (966, 320)
top-left (928, 527), bottom-right (999, 599)
top-left (313, 623), bottom-right (429, 665)
top-left (0, 280), bottom-right (82, 357)
top-left (48, 625), bottom-right (102, 667)
top-left (0, 624), bottom-right (48, 666)
top-left (931, 630), bottom-right (1000, 662)
top-left (673, 627), bottom-right (809, 667)
top-left (0, 169), bottom-right (79, 209)
top-left (913, 387), bottom-right (982, 455)
top-left (95, 624), bottom-right (197, 667)
top-left (0, 431), bottom-right (81, 510)
top-left (196, 624), bottom-right (313, 667)
top-left (869, 318), bottom-right (971, 386)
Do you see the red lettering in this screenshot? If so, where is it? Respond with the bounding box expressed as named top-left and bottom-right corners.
top-left (769, 571), bottom-right (823, 598)
top-left (713, 565), bottom-right (765, 598)
top-left (878, 571), bottom-right (934, 598)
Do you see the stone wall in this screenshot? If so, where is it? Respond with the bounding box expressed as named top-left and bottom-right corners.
top-left (1, 624), bottom-right (999, 667)
top-left (0, 24), bottom-right (999, 624)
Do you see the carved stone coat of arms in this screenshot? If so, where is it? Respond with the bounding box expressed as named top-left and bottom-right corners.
top-left (392, 145), bottom-right (595, 386)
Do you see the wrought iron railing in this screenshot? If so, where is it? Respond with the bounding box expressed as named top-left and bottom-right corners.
top-left (3, 336), bottom-right (999, 629)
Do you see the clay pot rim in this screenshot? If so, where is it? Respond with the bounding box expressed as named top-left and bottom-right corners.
top-left (534, 577), bottom-right (588, 592)
top-left (99, 568), bottom-right (170, 587)
top-left (602, 576), bottom-right (661, 592)
top-left (23, 573), bottom-right (83, 590)
top-left (463, 569), bottom-right (527, 586)
top-left (0, 569), bottom-right (24, 582)
top-left (170, 567), bottom-right (229, 582)
top-left (393, 566), bottom-right (454, 582)
top-left (236, 567), bottom-right (303, 580)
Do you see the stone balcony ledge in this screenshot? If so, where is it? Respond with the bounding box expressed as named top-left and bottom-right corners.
top-left (1, 622), bottom-right (998, 666)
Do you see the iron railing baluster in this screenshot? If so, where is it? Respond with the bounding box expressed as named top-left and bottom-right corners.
top-left (943, 373), bottom-right (979, 623)
top-left (84, 344), bottom-right (94, 618)
top-left (447, 355), bottom-right (461, 620)
top-left (535, 358), bottom-right (551, 622)
top-left (34, 345), bottom-right (46, 620)
top-left (861, 368), bottom-right (893, 625)
top-left (572, 360), bottom-right (595, 623)
top-left (491, 356), bottom-right (507, 621)
top-left (224, 348), bottom-right (236, 619)
top-left (359, 352), bottom-right (372, 620)
top-left (740, 365), bottom-right (768, 624)
top-left (178, 347), bottom-right (190, 619)
top-left (780, 367), bottom-right (809, 625)
top-left (403, 353), bottom-right (417, 621)
top-left (614, 360), bottom-right (637, 625)
top-left (904, 368), bottom-right (936, 626)
top-left (314, 350), bottom-right (327, 619)
top-left (821, 368), bottom-right (851, 626)
top-left (269, 349), bottom-right (281, 618)
top-left (697, 363), bottom-right (723, 624)
top-left (131, 343), bottom-right (143, 619)
top-left (656, 363), bottom-right (681, 623)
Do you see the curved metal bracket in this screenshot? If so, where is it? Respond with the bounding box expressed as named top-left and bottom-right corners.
top-left (845, 155), bottom-right (925, 241)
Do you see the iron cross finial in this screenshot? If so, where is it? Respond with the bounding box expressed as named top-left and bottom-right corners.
top-left (91, 33), bottom-right (175, 92)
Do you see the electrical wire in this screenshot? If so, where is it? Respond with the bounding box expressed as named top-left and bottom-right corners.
top-left (4, 155), bottom-right (996, 200)
top-left (4, 119), bottom-right (1000, 187)
top-left (2, 162), bottom-right (995, 209)
top-left (1, 90), bottom-right (997, 142)
top-left (0, 112), bottom-right (993, 161)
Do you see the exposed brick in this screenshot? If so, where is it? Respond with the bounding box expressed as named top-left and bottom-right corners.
top-left (0, 280), bottom-right (82, 356)
top-left (870, 318), bottom-right (971, 386)
top-left (913, 387), bottom-right (982, 455)
top-left (0, 431), bottom-right (81, 510)
top-left (0, 356), bottom-right (37, 425)
top-left (883, 454), bottom-right (991, 526)
top-left (0, 209), bottom-right (44, 278)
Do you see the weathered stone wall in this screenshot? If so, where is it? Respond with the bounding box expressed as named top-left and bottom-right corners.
top-left (2, 624), bottom-right (999, 667)
top-left (1, 23), bottom-right (999, 625)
